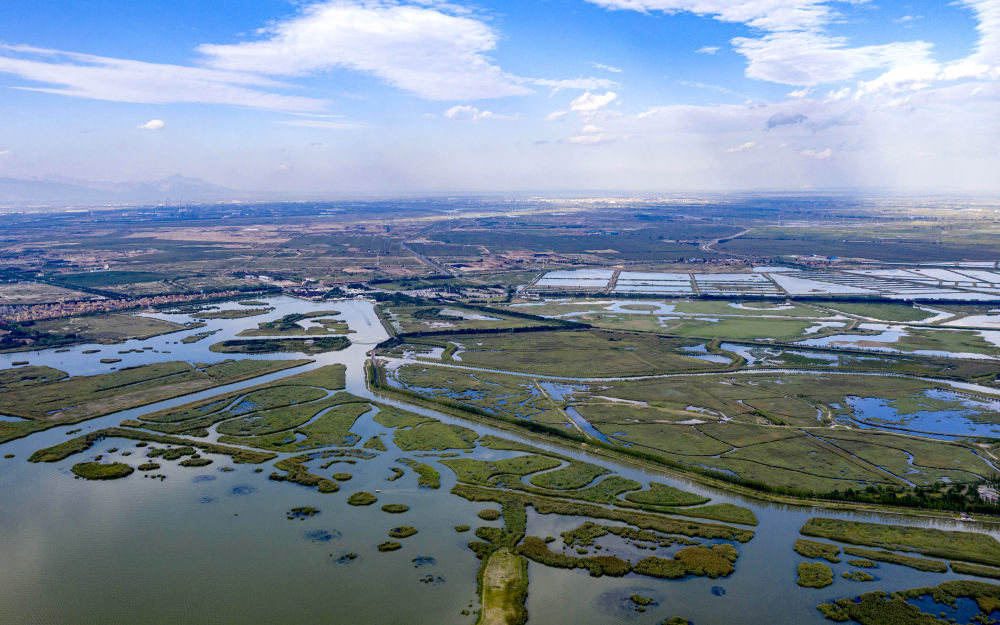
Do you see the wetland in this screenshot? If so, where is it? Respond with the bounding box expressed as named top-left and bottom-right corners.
top-left (5, 292), bottom-right (1000, 625)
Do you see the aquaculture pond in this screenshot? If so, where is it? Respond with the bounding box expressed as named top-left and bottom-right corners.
top-left (4, 295), bottom-right (1000, 625)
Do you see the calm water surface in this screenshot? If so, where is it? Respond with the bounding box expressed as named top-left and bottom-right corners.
top-left (1, 296), bottom-right (998, 624)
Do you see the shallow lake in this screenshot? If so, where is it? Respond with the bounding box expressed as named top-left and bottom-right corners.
top-left (2, 295), bottom-right (1000, 624)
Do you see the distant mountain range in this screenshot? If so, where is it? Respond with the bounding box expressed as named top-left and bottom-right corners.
top-left (0, 175), bottom-right (245, 206)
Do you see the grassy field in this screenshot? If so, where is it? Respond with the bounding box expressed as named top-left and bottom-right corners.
top-left (660, 317), bottom-right (819, 341)
top-left (51, 270), bottom-right (170, 288)
top-left (528, 460), bottom-right (609, 490)
top-left (237, 311), bottom-right (352, 337)
top-left (393, 329), bottom-right (724, 377)
top-left (388, 359), bottom-right (1000, 497)
top-left (193, 307), bottom-right (273, 319)
top-left (674, 300), bottom-right (834, 318)
top-left (218, 396), bottom-right (373, 451)
top-left (16, 313), bottom-right (197, 348)
top-left (891, 327), bottom-right (999, 356)
top-left (0, 358), bottom-right (309, 442)
top-left (816, 301), bottom-right (937, 322)
top-left (794, 539), bottom-right (841, 562)
top-left (441, 455), bottom-right (563, 484)
top-left (139, 364), bottom-right (344, 434)
top-left (210, 336), bottom-right (349, 354)
top-left (383, 303), bottom-right (548, 334)
top-left (477, 548), bottom-right (528, 625)
top-left (797, 562), bottom-right (834, 588)
top-left (0, 281), bottom-right (93, 304)
top-left (391, 364), bottom-right (568, 426)
top-left (391, 421), bottom-right (478, 451)
top-left (801, 518), bottom-right (1000, 567)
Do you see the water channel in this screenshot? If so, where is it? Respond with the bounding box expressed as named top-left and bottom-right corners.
top-left (1, 295), bottom-right (998, 624)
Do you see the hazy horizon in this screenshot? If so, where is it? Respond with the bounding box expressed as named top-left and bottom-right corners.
top-left (2, 0), bottom-right (999, 195)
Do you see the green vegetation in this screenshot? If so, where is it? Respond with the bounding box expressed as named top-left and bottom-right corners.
top-left (238, 311), bottom-right (352, 337)
top-left (393, 330), bottom-right (723, 377)
top-left (817, 580), bottom-right (1000, 624)
top-left (528, 460), bottom-right (608, 490)
top-left (453, 483), bottom-right (754, 543)
top-left (30, 427), bottom-right (276, 464)
top-left (516, 536), bottom-right (631, 577)
top-left (71, 461), bottom-right (134, 480)
top-left (3, 313), bottom-right (197, 353)
top-left (179, 457), bottom-right (212, 467)
top-left (842, 547), bottom-right (948, 573)
top-left (377, 541), bottom-right (402, 552)
top-left (949, 561), bottom-right (1000, 580)
top-left (633, 545), bottom-right (739, 579)
top-left (269, 455), bottom-right (339, 493)
top-left (51, 270), bottom-right (169, 288)
top-left (798, 562), bottom-right (834, 588)
top-left (441, 455), bottom-right (562, 485)
top-left (1, 359), bottom-right (307, 442)
top-left (388, 526), bottom-right (418, 538)
top-left (373, 406), bottom-right (436, 428)
top-left (286, 506), bottom-right (320, 520)
top-left (478, 508), bottom-right (501, 521)
top-left (381, 504), bottom-right (409, 514)
top-left (332, 472), bottom-right (352, 481)
top-left (210, 336), bottom-right (349, 354)
top-left (661, 316), bottom-right (818, 341)
top-left (849, 559), bottom-right (877, 568)
top-left (364, 436), bottom-right (387, 451)
top-left (388, 467), bottom-right (405, 481)
top-left (215, 395), bottom-right (369, 452)
top-left (193, 307), bottom-right (273, 319)
top-left (843, 571), bottom-right (875, 582)
top-left (624, 481), bottom-right (709, 507)
top-left (392, 421), bottom-right (477, 451)
top-left (477, 548), bottom-right (528, 625)
top-left (817, 301), bottom-right (936, 322)
top-left (456, 525), bottom-right (471, 532)
top-left (397, 458), bottom-right (440, 489)
top-left (795, 539), bottom-right (842, 563)
top-left (180, 329), bottom-right (219, 344)
top-left (348, 491), bottom-right (377, 506)
top-left (800, 518), bottom-right (1000, 567)
top-left (657, 503), bottom-right (758, 526)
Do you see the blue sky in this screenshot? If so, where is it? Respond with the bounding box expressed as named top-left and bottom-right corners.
top-left (1, 0), bottom-right (998, 193)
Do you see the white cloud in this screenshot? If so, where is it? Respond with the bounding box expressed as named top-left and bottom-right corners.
top-left (586, 1), bottom-right (838, 32)
top-left (570, 91), bottom-right (618, 112)
top-left (800, 147), bottom-right (832, 159)
top-left (0, 2), bottom-right (608, 115)
top-left (137, 119), bottom-right (165, 131)
top-left (546, 110), bottom-right (569, 121)
top-left (0, 44), bottom-right (326, 112)
top-left (726, 141), bottom-right (756, 153)
top-left (586, 1), bottom-right (940, 87)
top-left (443, 105), bottom-right (515, 121)
top-left (696, 46), bottom-right (720, 55)
top-left (581, 124), bottom-right (602, 133)
top-left (274, 163), bottom-right (290, 171)
top-left (788, 88), bottom-right (811, 98)
top-left (532, 77), bottom-right (619, 93)
top-left (592, 62), bottom-right (622, 73)
top-left (732, 32), bottom-right (935, 86)
top-left (198, 1), bottom-right (532, 101)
